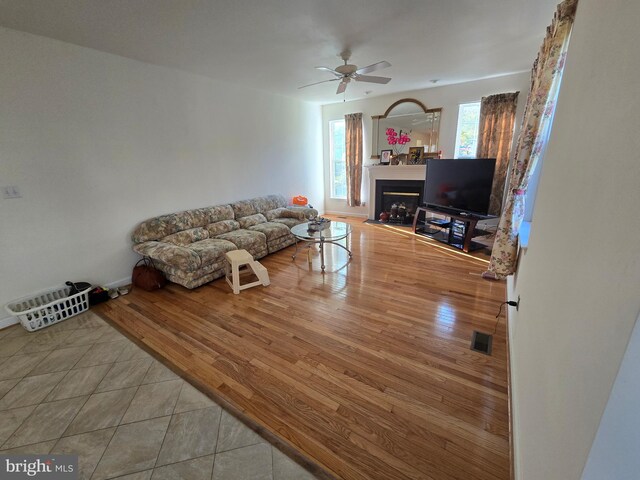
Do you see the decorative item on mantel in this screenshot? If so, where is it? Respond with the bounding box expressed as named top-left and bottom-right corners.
top-left (408, 146), bottom-right (423, 165)
top-left (380, 149), bottom-right (392, 165)
top-left (386, 128), bottom-right (411, 165)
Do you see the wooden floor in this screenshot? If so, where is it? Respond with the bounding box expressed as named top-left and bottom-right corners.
top-left (97, 217), bottom-right (509, 480)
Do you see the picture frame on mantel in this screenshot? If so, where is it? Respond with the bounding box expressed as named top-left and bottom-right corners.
top-left (380, 149), bottom-right (392, 165)
top-left (408, 146), bottom-right (423, 165)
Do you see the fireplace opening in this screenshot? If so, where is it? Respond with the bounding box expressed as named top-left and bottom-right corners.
top-left (375, 180), bottom-right (424, 224)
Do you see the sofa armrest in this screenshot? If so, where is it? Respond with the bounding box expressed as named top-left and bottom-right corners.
top-left (287, 206), bottom-right (318, 218)
top-left (133, 241), bottom-right (202, 272)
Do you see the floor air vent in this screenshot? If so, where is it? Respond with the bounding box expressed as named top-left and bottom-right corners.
top-left (471, 331), bottom-right (493, 355)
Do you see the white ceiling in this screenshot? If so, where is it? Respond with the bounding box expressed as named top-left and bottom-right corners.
top-left (0, 0), bottom-right (559, 105)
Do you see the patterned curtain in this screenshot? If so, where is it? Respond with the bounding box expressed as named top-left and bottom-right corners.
top-left (483, 0), bottom-right (578, 280)
top-left (345, 113), bottom-right (363, 207)
top-left (477, 92), bottom-right (519, 216)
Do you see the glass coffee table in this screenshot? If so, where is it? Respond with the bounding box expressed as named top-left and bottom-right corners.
top-left (291, 221), bottom-right (352, 272)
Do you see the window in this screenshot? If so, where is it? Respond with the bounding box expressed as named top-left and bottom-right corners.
top-left (329, 119), bottom-right (346, 199)
top-left (453, 102), bottom-right (481, 159)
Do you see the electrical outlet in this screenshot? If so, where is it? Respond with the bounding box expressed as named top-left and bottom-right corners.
top-left (2, 186), bottom-right (22, 199)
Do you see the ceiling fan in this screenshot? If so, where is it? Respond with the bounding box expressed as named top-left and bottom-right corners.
top-left (299, 50), bottom-right (391, 95)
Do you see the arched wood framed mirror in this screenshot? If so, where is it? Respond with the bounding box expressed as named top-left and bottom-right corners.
top-left (371, 98), bottom-right (442, 164)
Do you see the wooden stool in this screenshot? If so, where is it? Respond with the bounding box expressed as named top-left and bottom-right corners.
top-left (224, 249), bottom-right (270, 294)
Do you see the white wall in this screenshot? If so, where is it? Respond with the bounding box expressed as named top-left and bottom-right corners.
top-left (0, 27), bottom-right (323, 318)
top-left (582, 313), bottom-right (640, 480)
top-left (321, 72), bottom-right (530, 216)
top-left (507, 1), bottom-right (640, 478)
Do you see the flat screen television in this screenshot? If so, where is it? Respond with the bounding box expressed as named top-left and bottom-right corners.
top-left (423, 158), bottom-right (497, 218)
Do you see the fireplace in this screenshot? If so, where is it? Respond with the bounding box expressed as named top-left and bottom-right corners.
top-left (375, 179), bottom-right (424, 224)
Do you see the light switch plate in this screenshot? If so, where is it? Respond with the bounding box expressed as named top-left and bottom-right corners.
top-left (2, 186), bottom-right (22, 199)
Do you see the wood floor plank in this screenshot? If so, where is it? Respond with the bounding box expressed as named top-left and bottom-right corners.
top-left (97, 217), bottom-right (509, 480)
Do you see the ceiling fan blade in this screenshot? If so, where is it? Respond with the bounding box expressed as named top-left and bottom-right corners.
top-left (315, 66), bottom-right (342, 77)
top-left (336, 81), bottom-right (348, 95)
top-left (298, 78), bottom-right (340, 89)
top-left (355, 60), bottom-right (391, 75)
top-left (355, 74), bottom-right (392, 84)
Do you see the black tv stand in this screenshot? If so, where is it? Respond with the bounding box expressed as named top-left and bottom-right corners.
top-left (412, 206), bottom-right (489, 253)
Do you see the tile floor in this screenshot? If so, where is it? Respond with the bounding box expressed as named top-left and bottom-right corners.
top-left (0, 311), bottom-right (318, 480)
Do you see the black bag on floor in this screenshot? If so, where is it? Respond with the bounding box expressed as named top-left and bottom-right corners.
top-left (88, 287), bottom-right (110, 306)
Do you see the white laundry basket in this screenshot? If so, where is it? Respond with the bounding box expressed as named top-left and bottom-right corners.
top-left (5, 285), bottom-right (91, 332)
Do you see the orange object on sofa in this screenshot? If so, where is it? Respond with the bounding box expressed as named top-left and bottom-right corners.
top-left (292, 195), bottom-right (308, 206)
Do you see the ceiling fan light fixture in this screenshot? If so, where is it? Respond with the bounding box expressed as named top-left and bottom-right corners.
top-left (299, 52), bottom-right (391, 95)
top-left (335, 64), bottom-right (358, 75)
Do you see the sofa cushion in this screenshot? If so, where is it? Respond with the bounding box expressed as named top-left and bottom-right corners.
top-left (132, 205), bottom-right (233, 243)
top-left (230, 200), bottom-right (258, 219)
top-left (156, 260), bottom-right (225, 278)
top-left (189, 238), bottom-right (237, 266)
top-left (238, 213), bottom-right (267, 229)
top-left (163, 227), bottom-right (209, 246)
top-left (249, 222), bottom-right (291, 241)
top-left (161, 266), bottom-right (228, 290)
top-left (265, 207), bottom-right (308, 221)
top-left (206, 220), bottom-right (240, 237)
top-left (272, 217), bottom-right (306, 229)
top-left (264, 208), bottom-right (285, 221)
top-left (288, 206), bottom-right (318, 218)
top-left (216, 229), bottom-right (267, 256)
top-left (201, 204), bottom-right (235, 224)
top-left (133, 241), bottom-right (201, 272)
top-left (266, 234), bottom-right (296, 254)
top-left (132, 211), bottom-right (194, 243)
top-left (252, 195), bottom-right (287, 213)
top-left (280, 209), bottom-right (305, 220)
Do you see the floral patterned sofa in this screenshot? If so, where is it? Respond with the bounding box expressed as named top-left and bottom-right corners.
top-left (131, 195), bottom-right (317, 289)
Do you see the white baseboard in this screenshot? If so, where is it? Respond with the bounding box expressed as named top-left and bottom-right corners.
top-left (104, 277), bottom-right (131, 289)
top-left (0, 316), bottom-right (19, 330)
top-left (325, 210), bottom-right (369, 218)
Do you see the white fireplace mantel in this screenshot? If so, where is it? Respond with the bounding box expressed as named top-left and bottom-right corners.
top-left (365, 165), bottom-right (426, 219)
